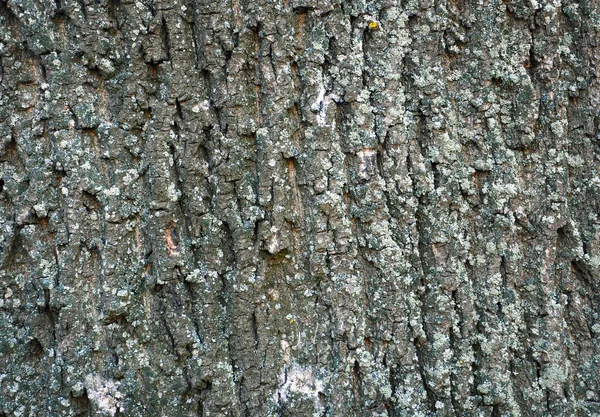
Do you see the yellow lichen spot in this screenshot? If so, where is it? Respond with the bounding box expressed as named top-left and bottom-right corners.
top-left (289, 318), bottom-right (295, 324)
top-left (368, 21), bottom-right (379, 30)
top-left (459, 360), bottom-right (464, 365)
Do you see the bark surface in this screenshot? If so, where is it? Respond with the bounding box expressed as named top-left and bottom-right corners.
top-left (1, 0), bottom-right (600, 416)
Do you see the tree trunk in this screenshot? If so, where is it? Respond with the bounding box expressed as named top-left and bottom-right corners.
top-left (1, 0), bottom-right (599, 415)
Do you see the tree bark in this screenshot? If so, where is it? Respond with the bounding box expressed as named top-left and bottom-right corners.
top-left (1, 0), bottom-right (599, 415)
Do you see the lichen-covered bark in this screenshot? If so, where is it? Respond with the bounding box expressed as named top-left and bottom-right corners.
top-left (1, 0), bottom-right (599, 415)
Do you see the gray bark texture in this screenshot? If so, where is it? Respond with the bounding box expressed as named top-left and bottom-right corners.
top-left (1, 0), bottom-right (600, 415)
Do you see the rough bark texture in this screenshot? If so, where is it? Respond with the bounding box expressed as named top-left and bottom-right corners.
top-left (1, 0), bottom-right (600, 415)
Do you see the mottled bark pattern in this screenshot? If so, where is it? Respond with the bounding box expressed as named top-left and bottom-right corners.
top-left (1, 0), bottom-right (599, 415)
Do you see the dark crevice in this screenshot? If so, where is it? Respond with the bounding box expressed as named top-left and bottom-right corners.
top-left (267, 43), bottom-right (276, 80)
top-left (293, 6), bottom-right (313, 14)
top-left (189, 18), bottom-right (200, 69)
top-left (500, 255), bottom-right (508, 285)
top-left (175, 98), bottom-right (184, 120)
top-left (471, 339), bottom-right (483, 399)
top-left (1, 137), bottom-right (20, 165)
top-left (414, 199), bottom-right (434, 280)
top-left (82, 190), bottom-right (100, 211)
top-left (162, 315), bottom-right (180, 359)
top-left (449, 290), bottom-right (462, 414)
top-left (431, 162), bottom-right (441, 189)
top-left (42, 288), bottom-right (58, 346)
top-left (76, 0), bottom-right (87, 20)
top-left (217, 223), bottom-right (241, 409)
top-left (363, 336), bottom-right (371, 351)
top-left (106, 0), bottom-right (122, 29)
top-left (413, 336), bottom-right (437, 412)
top-left (102, 312), bottom-right (126, 326)
top-left (38, 60), bottom-right (48, 82)
top-left (386, 366), bottom-right (397, 417)
top-left (277, 392), bottom-right (285, 417)
top-left (527, 30), bottom-right (537, 83)
top-left (251, 311), bottom-right (259, 349)
top-left (571, 260), bottom-right (597, 290)
top-left (161, 14), bottom-right (172, 66)
top-left (223, 44), bottom-right (232, 63)
top-left (352, 360), bottom-right (362, 415)
top-left (318, 392), bottom-right (328, 416)
top-left (0, 0), bottom-right (18, 26)
top-left (25, 338), bottom-right (44, 358)
top-left (71, 390), bottom-right (91, 417)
